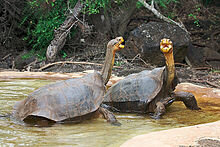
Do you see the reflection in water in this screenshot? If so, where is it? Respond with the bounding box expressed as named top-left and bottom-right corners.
top-left (0, 79), bottom-right (219, 146)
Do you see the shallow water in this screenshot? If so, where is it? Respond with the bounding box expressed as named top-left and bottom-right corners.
top-left (0, 79), bottom-right (219, 147)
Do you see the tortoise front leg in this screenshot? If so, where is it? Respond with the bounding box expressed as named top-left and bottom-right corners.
top-left (151, 97), bottom-right (174, 119)
top-left (98, 107), bottom-right (121, 126)
top-left (151, 102), bottom-right (166, 119)
top-left (172, 91), bottom-right (201, 110)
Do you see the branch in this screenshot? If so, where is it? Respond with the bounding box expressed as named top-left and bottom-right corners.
top-left (38, 61), bottom-right (122, 71)
top-left (138, 0), bottom-right (189, 34)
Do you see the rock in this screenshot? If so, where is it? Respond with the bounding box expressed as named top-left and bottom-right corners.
top-left (186, 44), bottom-right (206, 67)
top-left (122, 22), bottom-right (190, 66)
top-left (195, 137), bottom-right (220, 147)
top-left (187, 44), bottom-right (220, 69)
top-left (121, 120), bottom-right (220, 147)
top-left (175, 82), bottom-right (220, 99)
top-left (14, 51), bottom-right (36, 69)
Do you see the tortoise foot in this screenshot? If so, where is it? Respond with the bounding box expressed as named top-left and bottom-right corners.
top-left (111, 121), bottom-right (122, 126)
top-left (183, 95), bottom-right (201, 110)
top-left (174, 91), bottom-right (201, 110)
top-left (150, 114), bottom-right (162, 120)
top-left (150, 102), bottom-right (166, 120)
top-left (98, 107), bottom-right (121, 126)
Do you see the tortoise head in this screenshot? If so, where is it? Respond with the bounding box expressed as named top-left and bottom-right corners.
top-left (160, 38), bottom-right (173, 54)
top-left (107, 37), bottom-right (125, 52)
top-left (101, 37), bottom-right (125, 85)
top-left (160, 38), bottom-right (175, 90)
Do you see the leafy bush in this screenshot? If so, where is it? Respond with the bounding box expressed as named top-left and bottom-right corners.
top-left (155, 0), bottom-right (178, 8)
top-left (21, 0), bottom-right (113, 60)
top-left (21, 0), bottom-right (181, 60)
top-left (82, 0), bottom-right (109, 14)
top-left (21, 0), bottom-right (78, 60)
top-left (188, 13), bottom-right (200, 27)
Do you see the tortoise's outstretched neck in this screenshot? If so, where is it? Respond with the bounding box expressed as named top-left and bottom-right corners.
top-left (101, 48), bottom-right (116, 85)
top-left (160, 39), bottom-right (175, 90)
top-left (101, 37), bottom-right (124, 85)
top-left (164, 50), bottom-right (175, 88)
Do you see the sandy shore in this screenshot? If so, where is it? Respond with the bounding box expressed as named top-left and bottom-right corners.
top-left (121, 120), bottom-right (220, 147)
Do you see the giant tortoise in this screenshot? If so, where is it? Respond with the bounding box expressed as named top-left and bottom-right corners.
top-left (103, 38), bottom-right (200, 119)
top-left (12, 37), bottom-right (125, 126)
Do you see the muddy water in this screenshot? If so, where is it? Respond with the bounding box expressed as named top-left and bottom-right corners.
top-left (0, 79), bottom-right (220, 147)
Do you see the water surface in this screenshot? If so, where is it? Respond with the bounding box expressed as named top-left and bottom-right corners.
top-left (0, 79), bottom-right (219, 146)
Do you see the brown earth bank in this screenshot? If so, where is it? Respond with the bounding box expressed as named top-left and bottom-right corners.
top-left (1, 61), bottom-right (219, 89)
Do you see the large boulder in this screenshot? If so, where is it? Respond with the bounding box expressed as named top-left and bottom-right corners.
top-left (123, 22), bottom-right (191, 66)
top-left (187, 44), bottom-right (220, 69)
top-left (14, 51), bottom-right (36, 70)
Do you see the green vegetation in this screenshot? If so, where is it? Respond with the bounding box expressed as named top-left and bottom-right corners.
top-left (188, 13), bottom-right (200, 27)
top-left (21, 0), bottom-right (78, 60)
top-left (83, 0), bottom-right (109, 14)
top-left (155, 0), bottom-right (178, 8)
top-left (60, 50), bottom-right (68, 59)
top-left (20, 0), bottom-right (211, 61)
top-left (136, 1), bottom-right (143, 9)
top-left (21, 50), bottom-right (35, 60)
top-left (114, 61), bottom-right (125, 66)
top-left (188, 4), bottom-right (201, 27)
top-left (21, 0), bottom-right (112, 60)
top-left (210, 69), bottom-right (220, 73)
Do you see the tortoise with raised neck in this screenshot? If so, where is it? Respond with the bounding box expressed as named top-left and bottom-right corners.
top-left (103, 38), bottom-right (200, 119)
top-left (12, 37), bottom-right (125, 126)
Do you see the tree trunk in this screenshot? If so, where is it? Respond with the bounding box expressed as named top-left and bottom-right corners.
top-left (103, 0), bottom-right (138, 37)
top-left (46, 0), bottom-right (82, 62)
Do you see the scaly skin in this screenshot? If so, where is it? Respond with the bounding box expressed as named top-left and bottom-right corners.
top-left (101, 37), bottom-right (124, 85)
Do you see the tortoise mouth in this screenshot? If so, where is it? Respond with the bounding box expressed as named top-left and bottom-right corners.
top-left (160, 38), bottom-right (173, 53)
top-left (117, 37), bottom-right (125, 49)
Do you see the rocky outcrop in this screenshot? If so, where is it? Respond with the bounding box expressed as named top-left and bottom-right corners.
top-left (122, 22), bottom-right (190, 66)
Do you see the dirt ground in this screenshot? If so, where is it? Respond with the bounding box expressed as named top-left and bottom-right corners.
top-left (1, 56), bottom-right (219, 89)
top-left (41, 61), bottom-right (220, 89)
